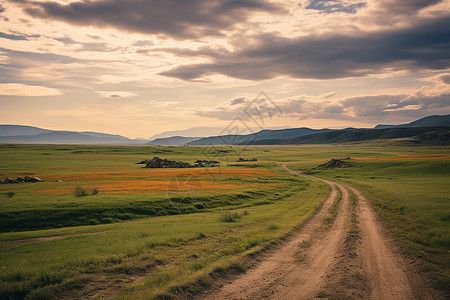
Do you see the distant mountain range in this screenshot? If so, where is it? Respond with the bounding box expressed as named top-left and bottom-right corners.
top-left (1, 114), bottom-right (449, 145)
top-left (187, 115), bottom-right (450, 146)
top-left (0, 125), bottom-right (147, 144)
top-left (249, 126), bottom-right (450, 145)
top-left (374, 114), bottom-right (450, 129)
top-left (146, 136), bottom-right (202, 146)
top-left (186, 127), bottom-right (335, 145)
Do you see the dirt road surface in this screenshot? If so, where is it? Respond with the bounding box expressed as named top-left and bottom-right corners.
top-left (202, 165), bottom-right (438, 300)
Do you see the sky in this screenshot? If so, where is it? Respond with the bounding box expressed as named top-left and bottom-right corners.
top-left (0, 0), bottom-right (449, 139)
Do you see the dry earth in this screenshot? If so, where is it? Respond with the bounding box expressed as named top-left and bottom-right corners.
top-left (201, 165), bottom-right (440, 300)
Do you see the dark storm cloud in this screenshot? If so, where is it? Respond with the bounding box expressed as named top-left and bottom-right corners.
top-left (160, 17), bottom-right (450, 80)
top-left (12, 0), bottom-right (285, 39)
top-left (305, 0), bottom-right (366, 14)
top-left (377, 0), bottom-right (443, 14)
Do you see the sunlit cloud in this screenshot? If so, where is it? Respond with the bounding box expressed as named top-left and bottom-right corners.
top-left (0, 83), bottom-right (61, 96)
top-left (193, 76), bottom-right (450, 123)
top-left (96, 91), bottom-right (138, 98)
top-left (149, 100), bottom-right (178, 107)
top-left (0, 0), bottom-right (449, 137)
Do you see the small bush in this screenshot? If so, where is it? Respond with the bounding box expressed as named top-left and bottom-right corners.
top-left (219, 211), bottom-right (241, 223)
top-left (5, 192), bottom-right (15, 198)
top-left (219, 210), bottom-right (249, 223)
top-left (73, 186), bottom-right (89, 197)
top-left (72, 186), bottom-right (99, 197)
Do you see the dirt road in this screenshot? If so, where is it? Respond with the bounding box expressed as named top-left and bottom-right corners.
top-left (202, 165), bottom-right (434, 299)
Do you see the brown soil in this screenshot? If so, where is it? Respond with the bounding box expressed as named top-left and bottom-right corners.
top-left (201, 165), bottom-right (441, 300)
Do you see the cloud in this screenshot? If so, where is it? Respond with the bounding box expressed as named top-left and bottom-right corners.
top-left (0, 83), bottom-right (62, 96)
top-left (440, 74), bottom-right (450, 84)
top-left (149, 100), bottom-right (178, 108)
top-left (13, 0), bottom-right (285, 39)
top-left (305, 0), bottom-right (366, 14)
top-left (96, 91), bottom-right (138, 98)
top-left (160, 16), bottom-right (450, 81)
top-left (0, 32), bottom-right (28, 40)
top-left (192, 77), bottom-right (450, 122)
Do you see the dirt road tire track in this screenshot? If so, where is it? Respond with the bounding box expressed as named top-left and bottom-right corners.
top-left (201, 164), bottom-right (435, 300)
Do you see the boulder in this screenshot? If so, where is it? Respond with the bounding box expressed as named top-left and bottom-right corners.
top-left (140, 157), bottom-right (221, 168)
top-left (3, 177), bottom-right (18, 184)
top-left (1, 176), bottom-right (43, 184)
top-left (236, 158), bottom-right (257, 162)
top-left (326, 159), bottom-right (352, 168)
top-left (30, 177), bottom-right (43, 182)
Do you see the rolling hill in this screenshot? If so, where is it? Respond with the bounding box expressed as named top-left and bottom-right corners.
top-left (186, 128), bottom-right (335, 145)
top-left (374, 114), bottom-right (450, 129)
top-left (247, 126), bottom-right (450, 145)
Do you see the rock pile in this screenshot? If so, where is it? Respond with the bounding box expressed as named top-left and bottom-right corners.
top-left (194, 160), bottom-right (220, 167)
top-left (1, 176), bottom-right (43, 184)
top-left (326, 159), bottom-right (352, 168)
top-left (137, 157), bottom-right (220, 168)
top-left (236, 158), bottom-right (257, 162)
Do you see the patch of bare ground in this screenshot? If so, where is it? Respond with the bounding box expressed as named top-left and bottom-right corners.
top-left (349, 186), bottom-right (443, 300)
top-left (199, 165), bottom-right (442, 300)
top-left (201, 165), bottom-right (347, 299)
top-left (316, 185), bottom-right (370, 299)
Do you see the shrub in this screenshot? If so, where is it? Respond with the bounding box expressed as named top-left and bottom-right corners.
top-left (6, 192), bottom-right (15, 198)
top-left (73, 186), bottom-right (90, 197)
top-left (72, 186), bottom-right (99, 197)
top-left (219, 211), bottom-right (240, 223)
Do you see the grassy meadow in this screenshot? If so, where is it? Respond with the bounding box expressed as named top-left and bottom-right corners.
top-left (0, 142), bottom-right (449, 298)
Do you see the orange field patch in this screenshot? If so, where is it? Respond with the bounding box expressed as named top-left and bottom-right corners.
top-left (35, 180), bottom-right (254, 194)
top-left (43, 168), bottom-right (278, 181)
top-left (354, 154), bottom-right (450, 161)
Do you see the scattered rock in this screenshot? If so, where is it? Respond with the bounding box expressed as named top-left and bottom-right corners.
top-left (139, 157), bottom-right (220, 168)
top-left (29, 177), bottom-right (43, 182)
top-left (1, 176), bottom-right (43, 184)
top-left (325, 159), bottom-right (353, 168)
top-left (236, 158), bottom-right (257, 162)
top-left (55, 179), bottom-right (63, 182)
top-left (3, 177), bottom-right (18, 184)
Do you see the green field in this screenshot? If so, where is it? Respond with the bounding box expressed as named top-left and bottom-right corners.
top-left (0, 143), bottom-right (449, 298)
